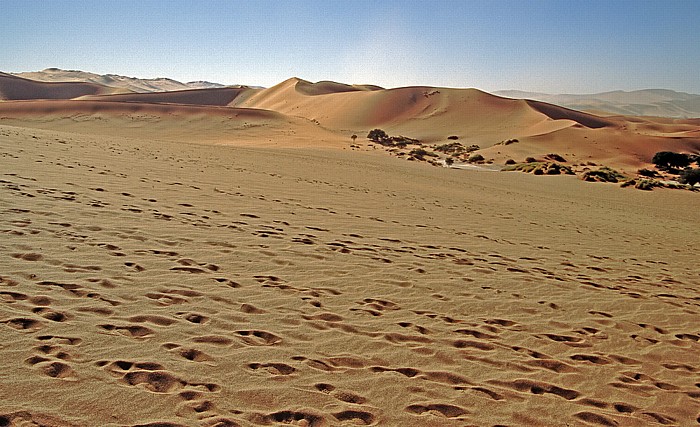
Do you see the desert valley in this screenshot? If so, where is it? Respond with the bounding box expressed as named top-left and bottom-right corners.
top-left (0, 68), bottom-right (699, 427)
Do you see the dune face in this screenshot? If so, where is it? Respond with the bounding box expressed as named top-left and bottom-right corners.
top-left (495, 89), bottom-right (700, 119)
top-left (0, 73), bottom-right (118, 100)
top-left (1, 122), bottom-right (699, 426)
top-left (78, 87), bottom-right (256, 107)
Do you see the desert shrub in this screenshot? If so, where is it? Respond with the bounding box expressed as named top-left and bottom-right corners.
top-left (652, 151), bottom-right (691, 169)
top-left (434, 142), bottom-right (479, 156)
top-left (620, 179), bottom-right (636, 188)
top-left (634, 179), bottom-right (658, 191)
top-left (581, 167), bottom-right (626, 183)
top-left (679, 168), bottom-right (700, 186)
top-left (545, 153), bottom-right (567, 162)
top-left (502, 162), bottom-right (574, 175)
top-left (445, 157), bottom-right (454, 165)
top-left (468, 154), bottom-right (485, 163)
top-left (390, 135), bottom-right (420, 145)
top-left (409, 148), bottom-right (436, 160)
top-left (525, 157), bottom-right (537, 163)
top-left (435, 142), bottom-right (464, 154)
top-left (447, 135), bottom-right (459, 140)
top-left (637, 168), bottom-right (659, 178)
top-left (505, 159), bottom-right (516, 165)
top-left (465, 145), bottom-right (480, 153)
top-left (504, 138), bottom-right (518, 145)
top-left (409, 148), bottom-right (427, 159)
top-left (351, 134), bottom-right (357, 142)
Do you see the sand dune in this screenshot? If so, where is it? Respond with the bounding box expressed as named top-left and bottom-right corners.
top-left (294, 79), bottom-right (382, 96)
top-left (0, 73), bottom-right (120, 101)
top-left (12, 68), bottom-right (227, 93)
top-left (0, 100), bottom-right (339, 147)
top-left (1, 73), bottom-right (698, 171)
top-left (235, 78), bottom-right (586, 143)
top-left (495, 89), bottom-right (700, 119)
top-left (77, 87), bottom-right (256, 107)
top-left (1, 123), bottom-right (698, 426)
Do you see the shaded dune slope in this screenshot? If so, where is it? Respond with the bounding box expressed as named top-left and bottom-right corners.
top-left (0, 99), bottom-right (280, 119)
top-left (525, 99), bottom-right (615, 129)
top-left (78, 87), bottom-right (257, 107)
top-left (294, 79), bottom-right (383, 96)
top-left (0, 73), bottom-right (118, 100)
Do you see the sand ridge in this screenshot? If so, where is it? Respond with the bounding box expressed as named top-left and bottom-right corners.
top-left (1, 124), bottom-right (699, 426)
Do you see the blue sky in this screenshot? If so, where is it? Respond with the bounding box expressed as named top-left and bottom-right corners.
top-left (2, 0), bottom-right (699, 93)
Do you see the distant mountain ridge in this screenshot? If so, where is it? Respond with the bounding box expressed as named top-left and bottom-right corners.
top-left (493, 89), bottom-right (700, 118)
top-left (11, 68), bottom-right (228, 93)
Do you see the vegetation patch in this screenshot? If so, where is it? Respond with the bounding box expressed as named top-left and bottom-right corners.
top-left (581, 167), bottom-right (627, 183)
top-left (637, 168), bottom-right (660, 178)
top-left (434, 142), bottom-right (479, 156)
top-left (409, 148), bottom-right (437, 161)
top-left (679, 167), bottom-right (700, 186)
top-left (467, 154), bottom-right (485, 163)
top-left (367, 129), bottom-right (420, 147)
top-left (495, 138), bottom-right (519, 146)
top-left (502, 162), bottom-right (574, 175)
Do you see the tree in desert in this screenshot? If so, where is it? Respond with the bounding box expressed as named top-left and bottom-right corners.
top-left (652, 151), bottom-right (691, 170)
top-left (367, 129), bottom-right (388, 144)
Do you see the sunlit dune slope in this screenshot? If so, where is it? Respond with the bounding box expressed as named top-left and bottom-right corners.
top-left (0, 99), bottom-right (339, 146)
top-left (235, 78), bottom-right (610, 143)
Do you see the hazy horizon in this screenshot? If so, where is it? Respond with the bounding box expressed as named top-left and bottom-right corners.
top-left (3, 0), bottom-right (700, 94)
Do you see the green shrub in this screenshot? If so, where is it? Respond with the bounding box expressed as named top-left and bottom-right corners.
top-left (638, 168), bottom-right (659, 178)
top-left (581, 167), bottom-right (626, 183)
top-left (409, 148), bottom-right (436, 160)
top-left (434, 142), bottom-right (464, 154)
top-left (634, 179), bottom-right (657, 191)
top-left (502, 162), bottom-right (574, 175)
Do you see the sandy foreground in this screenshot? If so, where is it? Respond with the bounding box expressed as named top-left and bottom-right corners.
top-left (0, 124), bottom-right (699, 427)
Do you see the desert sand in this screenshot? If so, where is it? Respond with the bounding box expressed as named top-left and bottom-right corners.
top-left (0, 73), bottom-right (699, 427)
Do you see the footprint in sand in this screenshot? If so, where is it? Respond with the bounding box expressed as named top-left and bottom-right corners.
top-left (314, 383), bottom-right (367, 404)
top-left (235, 330), bottom-right (281, 346)
top-left (405, 403), bottom-right (469, 418)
